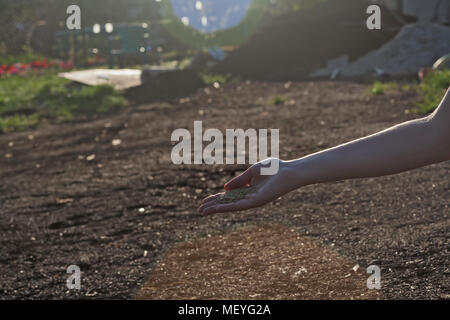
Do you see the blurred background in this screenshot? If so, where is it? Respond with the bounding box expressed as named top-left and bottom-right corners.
top-left (1, 0), bottom-right (449, 133)
top-left (1, 0), bottom-right (448, 70)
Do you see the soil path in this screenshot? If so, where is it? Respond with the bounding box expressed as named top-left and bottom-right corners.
top-left (137, 224), bottom-right (380, 300)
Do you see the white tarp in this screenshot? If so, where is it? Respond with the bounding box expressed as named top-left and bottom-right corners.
top-left (59, 69), bottom-right (142, 90)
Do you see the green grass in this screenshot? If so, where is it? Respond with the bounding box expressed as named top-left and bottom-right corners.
top-left (0, 53), bottom-right (46, 66)
top-left (367, 71), bottom-right (449, 114)
top-left (416, 69), bottom-right (450, 114)
top-left (0, 71), bottom-right (127, 133)
top-left (370, 81), bottom-right (385, 95)
top-left (368, 81), bottom-right (399, 95)
top-left (269, 94), bottom-right (288, 105)
top-left (200, 73), bottom-right (239, 85)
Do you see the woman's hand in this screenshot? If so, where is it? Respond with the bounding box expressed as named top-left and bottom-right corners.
top-left (198, 158), bottom-right (299, 215)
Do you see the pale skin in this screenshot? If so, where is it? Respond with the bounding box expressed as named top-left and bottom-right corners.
top-left (198, 87), bottom-right (450, 215)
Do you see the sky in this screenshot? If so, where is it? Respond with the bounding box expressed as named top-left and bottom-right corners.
top-left (170, 0), bottom-right (253, 32)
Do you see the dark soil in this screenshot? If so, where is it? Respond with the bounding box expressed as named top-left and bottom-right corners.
top-left (214, 0), bottom-right (402, 80)
top-left (0, 80), bottom-right (448, 299)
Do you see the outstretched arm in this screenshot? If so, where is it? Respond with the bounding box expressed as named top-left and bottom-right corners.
top-left (290, 87), bottom-right (450, 185)
top-left (199, 87), bottom-right (450, 215)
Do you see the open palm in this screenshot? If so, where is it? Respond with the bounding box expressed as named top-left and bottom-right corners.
top-left (198, 159), bottom-right (297, 215)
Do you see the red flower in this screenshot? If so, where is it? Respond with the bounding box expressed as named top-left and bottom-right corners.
top-left (30, 59), bottom-right (50, 69)
top-left (7, 65), bottom-right (19, 74)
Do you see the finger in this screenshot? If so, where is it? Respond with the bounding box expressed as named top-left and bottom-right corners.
top-left (198, 198), bottom-right (219, 213)
top-left (224, 167), bottom-right (253, 191)
top-left (200, 193), bottom-right (222, 205)
top-left (202, 199), bottom-right (253, 215)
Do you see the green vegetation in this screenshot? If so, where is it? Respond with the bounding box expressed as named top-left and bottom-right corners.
top-left (269, 95), bottom-right (288, 105)
top-left (0, 52), bottom-right (46, 66)
top-left (367, 70), bottom-right (449, 114)
top-left (370, 81), bottom-right (386, 95)
top-left (416, 69), bottom-right (450, 114)
top-left (0, 72), bottom-right (127, 133)
top-left (200, 73), bottom-right (239, 85)
top-left (368, 81), bottom-right (399, 95)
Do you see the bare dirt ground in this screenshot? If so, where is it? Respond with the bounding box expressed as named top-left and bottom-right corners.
top-left (0, 80), bottom-right (448, 299)
top-left (136, 224), bottom-right (380, 300)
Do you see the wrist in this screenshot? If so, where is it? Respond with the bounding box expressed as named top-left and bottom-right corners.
top-left (285, 157), bottom-right (315, 188)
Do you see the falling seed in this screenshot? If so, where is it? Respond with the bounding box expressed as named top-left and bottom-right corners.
top-left (56, 198), bottom-right (73, 204)
top-left (198, 109), bottom-right (205, 116)
top-left (112, 139), bottom-right (122, 146)
top-left (195, 189), bottom-right (202, 194)
top-left (213, 82), bottom-right (220, 89)
top-left (5, 153), bottom-right (12, 159)
top-left (86, 154), bottom-right (96, 161)
top-left (138, 208), bottom-right (145, 213)
top-left (143, 250), bottom-right (148, 257)
top-left (8, 141), bottom-right (14, 147)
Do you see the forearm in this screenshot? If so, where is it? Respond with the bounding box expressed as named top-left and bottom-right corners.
top-left (288, 115), bottom-right (448, 188)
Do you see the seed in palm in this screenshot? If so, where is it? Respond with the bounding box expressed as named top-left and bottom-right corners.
top-left (217, 186), bottom-right (258, 204)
